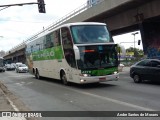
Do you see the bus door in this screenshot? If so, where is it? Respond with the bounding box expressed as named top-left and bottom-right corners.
top-left (61, 27), bottom-right (77, 81)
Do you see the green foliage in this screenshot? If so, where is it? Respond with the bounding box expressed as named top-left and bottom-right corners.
top-left (126, 47), bottom-right (144, 57)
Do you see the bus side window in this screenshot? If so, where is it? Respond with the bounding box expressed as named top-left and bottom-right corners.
top-left (45, 33), bottom-right (54, 48)
top-left (61, 27), bottom-right (73, 48)
top-left (54, 30), bottom-right (61, 46)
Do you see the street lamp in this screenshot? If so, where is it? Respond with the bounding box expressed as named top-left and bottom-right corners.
top-left (131, 32), bottom-right (138, 57)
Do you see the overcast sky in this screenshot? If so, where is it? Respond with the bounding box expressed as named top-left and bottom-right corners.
top-left (0, 0), bottom-right (87, 51)
top-left (0, 0), bottom-right (142, 52)
top-left (113, 31), bottom-right (143, 50)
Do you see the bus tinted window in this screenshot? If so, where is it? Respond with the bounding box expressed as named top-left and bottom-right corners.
top-left (45, 33), bottom-right (54, 48)
top-left (71, 25), bottom-right (113, 44)
top-left (53, 30), bottom-right (61, 46)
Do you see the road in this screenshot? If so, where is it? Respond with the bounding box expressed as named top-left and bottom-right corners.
top-left (0, 70), bottom-right (160, 120)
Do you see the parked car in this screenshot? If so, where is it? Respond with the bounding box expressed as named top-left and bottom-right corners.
top-left (15, 62), bottom-right (22, 67)
top-left (0, 66), bottom-right (5, 72)
top-left (15, 62), bottom-right (22, 70)
top-left (16, 64), bottom-right (28, 73)
top-left (130, 59), bottom-right (160, 83)
top-left (11, 63), bottom-right (16, 69)
top-left (5, 64), bottom-right (15, 71)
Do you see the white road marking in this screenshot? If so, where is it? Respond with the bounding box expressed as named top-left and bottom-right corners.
top-left (6, 75), bottom-right (34, 78)
top-left (1, 88), bottom-right (26, 120)
top-left (15, 82), bottom-right (33, 86)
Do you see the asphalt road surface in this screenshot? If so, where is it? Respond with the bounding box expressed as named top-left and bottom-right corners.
top-left (0, 70), bottom-right (160, 120)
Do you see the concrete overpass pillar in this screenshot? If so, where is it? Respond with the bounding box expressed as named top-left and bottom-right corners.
top-left (140, 19), bottom-right (160, 59)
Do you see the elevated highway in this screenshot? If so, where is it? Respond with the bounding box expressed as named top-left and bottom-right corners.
top-left (4, 0), bottom-right (160, 63)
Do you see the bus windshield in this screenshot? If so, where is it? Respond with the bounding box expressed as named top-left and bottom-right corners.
top-left (71, 25), bottom-right (113, 44)
top-left (77, 45), bottom-right (118, 70)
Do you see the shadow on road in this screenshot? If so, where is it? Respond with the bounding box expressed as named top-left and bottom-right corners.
top-left (36, 76), bottom-right (117, 89)
top-left (142, 80), bottom-right (160, 85)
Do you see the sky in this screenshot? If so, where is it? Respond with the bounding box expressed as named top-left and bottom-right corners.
top-left (0, 0), bottom-right (143, 52)
top-left (113, 31), bottom-right (143, 50)
top-left (0, 0), bottom-right (87, 51)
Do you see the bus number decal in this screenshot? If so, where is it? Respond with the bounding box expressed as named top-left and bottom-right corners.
top-left (81, 71), bottom-right (91, 74)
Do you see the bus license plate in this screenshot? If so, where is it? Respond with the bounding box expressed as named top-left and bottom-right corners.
top-left (99, 77), bottom-right (106, 81)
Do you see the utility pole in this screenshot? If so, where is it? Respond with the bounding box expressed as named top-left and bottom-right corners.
top-left (131, 32), bottom-right (138, 57)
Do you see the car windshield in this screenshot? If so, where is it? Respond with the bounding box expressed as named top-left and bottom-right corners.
top-left (6, 64), bottom-right (11, 66)
top-left (71, 25), bottom-right (113, 44)
top-left (19, 64), bottom-right (27, 67)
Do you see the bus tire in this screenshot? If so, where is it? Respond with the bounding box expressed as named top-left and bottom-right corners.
top-left (61, 71), bottom-right (68, 85)
top-left (35, 70), bottom-right (41, 79)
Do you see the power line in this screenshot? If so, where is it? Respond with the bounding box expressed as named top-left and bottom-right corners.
top-left (0, 19), bottom-right (48, 23)
top-left (0, 6), bottom-right (10, 11)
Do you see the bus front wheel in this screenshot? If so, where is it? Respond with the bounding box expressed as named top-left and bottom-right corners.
top-left (61, 71), bottom-right (68, 85)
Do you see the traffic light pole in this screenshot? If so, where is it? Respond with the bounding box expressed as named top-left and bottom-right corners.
top-left (0, 1), bottom-right (46, 13)
top-left (0, 2), bottom-right (39, 7)
top-left (131, 32), bottom-right (139, 57)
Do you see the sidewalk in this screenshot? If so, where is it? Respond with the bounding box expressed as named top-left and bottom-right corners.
top-left (0, 81), bottom-right (36, 120)
top-left (0, 81), bottom-right (25, 120)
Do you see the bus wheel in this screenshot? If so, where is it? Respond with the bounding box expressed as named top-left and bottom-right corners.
top-left (35, 70), bottom-right (41, 79)
top-left (61, 71), bottom-right (68, 85)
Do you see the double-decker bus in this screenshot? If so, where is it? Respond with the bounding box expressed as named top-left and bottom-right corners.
top-left (26, 22), bottom-right (119, 84)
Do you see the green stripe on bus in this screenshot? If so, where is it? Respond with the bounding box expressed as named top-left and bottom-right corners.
top-left (81, 67), bottom-right (118, 76)
top-left (32, 46), bottom-right (63, 61)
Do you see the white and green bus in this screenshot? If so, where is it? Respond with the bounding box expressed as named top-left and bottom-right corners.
top-left (26, 22), bottom-right (119, 84)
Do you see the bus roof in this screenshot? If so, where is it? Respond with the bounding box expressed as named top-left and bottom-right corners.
top-left (26, 22), bottom-right (107, 44)
top-left (61, 22), bottom-right (106, 27)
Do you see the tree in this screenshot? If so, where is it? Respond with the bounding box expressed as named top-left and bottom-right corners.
top-left (126, 47), bottom-right (144, 58)
top-left (0, 50), bottom-right (5, 57)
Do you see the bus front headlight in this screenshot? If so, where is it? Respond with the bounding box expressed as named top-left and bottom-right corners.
top-left (79, 74), bottom-right (91, 77)
top-left (114, 71), bottom-right (118, 74)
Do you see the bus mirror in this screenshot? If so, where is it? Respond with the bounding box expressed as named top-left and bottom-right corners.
top-left (73, 45), bottom-right (80, 60)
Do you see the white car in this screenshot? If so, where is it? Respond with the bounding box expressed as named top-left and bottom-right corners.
top-left (5, 64), bottom-right (15, 71)
top-left (16, 64), bottom-right (28, 73)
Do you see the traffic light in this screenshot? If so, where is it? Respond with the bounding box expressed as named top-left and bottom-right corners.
top-left (138, 40), bottom-right (141, 45)
top-left (37, 0), bottom-right (46, 13)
